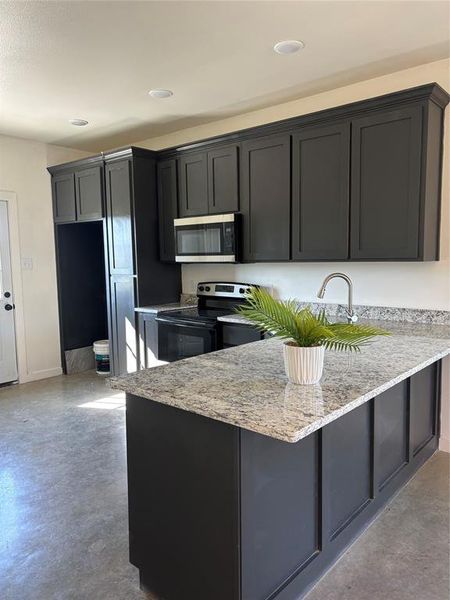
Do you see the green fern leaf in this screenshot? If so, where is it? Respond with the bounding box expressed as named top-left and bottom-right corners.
top-left (236, 287), bottom-right (389, 351)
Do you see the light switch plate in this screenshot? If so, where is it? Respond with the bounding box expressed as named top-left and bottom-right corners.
top-left (21, 257), bottom-right (33, 270)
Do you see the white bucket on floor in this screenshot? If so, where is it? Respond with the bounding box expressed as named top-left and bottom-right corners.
top-left (93, 340), bottom-right (110, 375)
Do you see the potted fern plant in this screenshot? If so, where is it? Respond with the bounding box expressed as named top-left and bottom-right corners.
top-left (236, 288), bottom-right (389, 385)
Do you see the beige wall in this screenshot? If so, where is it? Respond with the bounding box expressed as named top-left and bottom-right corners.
top-left (0, 134), bottom-right (90, 383)
top-left (137, 58), bottom-right (450, 451)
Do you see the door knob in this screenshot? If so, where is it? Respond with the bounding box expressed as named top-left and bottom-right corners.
top-left (4, 304), bottom-right (13, 311)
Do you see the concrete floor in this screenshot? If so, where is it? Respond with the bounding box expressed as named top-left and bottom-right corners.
top-left (0, 371), bottom-right (449, 600)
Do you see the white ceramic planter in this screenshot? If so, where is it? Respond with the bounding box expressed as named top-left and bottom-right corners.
top-left (283, 343), bottom-right (325, 385)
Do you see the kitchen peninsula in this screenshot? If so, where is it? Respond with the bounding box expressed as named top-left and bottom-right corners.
top-left (111, 320), bottom-right (450, 600)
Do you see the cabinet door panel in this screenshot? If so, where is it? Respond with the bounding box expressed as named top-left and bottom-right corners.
top-left (240, 135), bottom-right (291, 261)
top-left (241, 430), bottom-right (319, 600)
top-left (292, 124), bottom-right (349, 260)
top-left (323, 402), bottom-right (372, 541)
top-left (351, 106), bottom-right (422, 259)
top-left (410, 363), bottom-right (437, 456)
top-left (207, 145), bottom-right (239, 214)
top-left (52, 173), bottom-right (76, 223)
top-left (138, 313), bottom-right (160, 369)
top-left (178, 152), bottom-right (208, 217)
top-left (375, 380), bottom-right (408, 491)
top-left (110, 275), bottom-right (137, 375)
top-left (157, 159), bottom-right (178, 262)
top-left (75, 166), bottom-right (103, 221)
top-left (105, 160), bottom-right (135, 274)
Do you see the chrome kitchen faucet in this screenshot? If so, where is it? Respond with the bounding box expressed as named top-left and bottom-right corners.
top-left (317, 272), bottom-right (358, 323)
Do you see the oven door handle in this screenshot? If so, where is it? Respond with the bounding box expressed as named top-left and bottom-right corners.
top-left (156, 316), bottom-right (216, 329)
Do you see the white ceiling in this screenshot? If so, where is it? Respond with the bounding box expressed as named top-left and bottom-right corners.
top-left (1, 1), bottom-right (449, 152)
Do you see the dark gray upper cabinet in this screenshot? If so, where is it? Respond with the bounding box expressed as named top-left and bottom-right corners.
top-left (50, 84), bottom-right (449, 265)
top-left (175, 145), bottom-right (239, 218)
top-left (292, 123), bottom-right (350, 260)
top-left (350, 105), bottom-right (423, 260)
top-left (75, 166), bottom-right (103, 221)
top-left (157, 159), bottom-right (178, 262)
top-left (207, 145), bottom-right (239, 214)
top-left (105, 159), bottom-right (135, 275)
top-left (240, 134), bottom-right (291, 261)
top-left (50, 158), bottom-right (103, 224)
top-left (52, 172), bottom-right (76, 223)
top-left (178, 152), bottom-right (208, 217)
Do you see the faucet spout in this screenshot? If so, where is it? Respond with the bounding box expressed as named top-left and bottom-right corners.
top-left (316, 272), bottom-right (357, 323)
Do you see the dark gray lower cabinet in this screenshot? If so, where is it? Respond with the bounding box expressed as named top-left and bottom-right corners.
top-left (323, 402), bottom-right (372, 541)
top-left (110, 275), bottom-right (137, 375)
top-left (126, 362), bottom-right (440, 600)
top-left (220, 323), bottom-right (263, 348)
top-left (137, 312), bottom-right (159, 369)
top-left (241, 431), bottom-right (319, 600)
top-left (292, 123), bottom-right (350, 260)
top-left (410, 362), bottom-right (437, 455)
top-left (240, 134), bottom-right (291, 261)
top-left (375, 380), bottom-right (409, 490)
top-left (127, 400), bottom-right (240, 600)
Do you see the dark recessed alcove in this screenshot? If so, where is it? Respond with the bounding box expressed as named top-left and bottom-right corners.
top-left (57, 221), bottom-right (107, 365)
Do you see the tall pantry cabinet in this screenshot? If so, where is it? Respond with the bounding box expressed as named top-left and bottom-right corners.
top-left (49, 147), bottom-right (181, 377)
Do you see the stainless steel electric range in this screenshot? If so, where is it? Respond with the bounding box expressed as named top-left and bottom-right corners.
top-left (156, 282), bottom-right (254, 362)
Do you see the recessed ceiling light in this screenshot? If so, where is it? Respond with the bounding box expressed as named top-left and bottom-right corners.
top-left (273, 40), bottom-right (305, 55)
top-left (69, 118), bottom-right (89, 126)
top-left (148, 89), bottom-right (173, 99)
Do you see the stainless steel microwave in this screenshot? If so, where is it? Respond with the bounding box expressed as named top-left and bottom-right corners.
top-left (174, 213), bottom-right (239, 263)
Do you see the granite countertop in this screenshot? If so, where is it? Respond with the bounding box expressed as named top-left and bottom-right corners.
top-left (110, 320), bottom-right (450, 443)
top-left (135, 303), bottom-right (195, 314)
top-left (218, 314), bottom-right (254, 325)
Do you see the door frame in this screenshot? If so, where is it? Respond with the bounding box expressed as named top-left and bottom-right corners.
top-left (0, 191), bottom-right (26, 383)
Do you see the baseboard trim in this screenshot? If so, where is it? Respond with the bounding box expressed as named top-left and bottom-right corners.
top-left (439, 436), bottom-right (450, 453)
top-left (20, 367), bottom-right (63, 384)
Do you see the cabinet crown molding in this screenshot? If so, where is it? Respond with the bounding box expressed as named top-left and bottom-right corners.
top-left (157, 82), bottom-right (449, 158)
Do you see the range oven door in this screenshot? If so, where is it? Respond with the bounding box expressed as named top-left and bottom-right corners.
top-left (174, 213), bottom-right (238, 263)
top-left (156, 317), bottom-right (218, 362)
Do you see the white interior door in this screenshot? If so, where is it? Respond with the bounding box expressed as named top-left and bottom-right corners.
top-left (0, 201), bottom-right (18, 384)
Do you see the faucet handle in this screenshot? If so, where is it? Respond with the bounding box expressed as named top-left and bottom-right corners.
top-left (347, 312), bottom-right (358, 323)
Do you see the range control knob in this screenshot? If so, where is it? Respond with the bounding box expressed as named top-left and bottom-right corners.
top-left (205, 286), bottom-right (211, 292)
top-left (239, 288), bottom-right (246, 294)
top-left (198, 286), bottom-right (205, 292)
